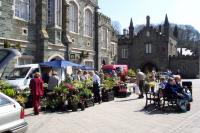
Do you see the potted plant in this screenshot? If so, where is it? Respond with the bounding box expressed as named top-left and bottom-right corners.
top-left (101, 78), bottom-right (116, 102)
top-left (0, 80), bottom-right (15, 98)
top-left (15, 94), bottom-right (27, 107)
top-left (68, 95), bottom-right (80, 111)
top-left (79, 88), bottom-right (94, 108)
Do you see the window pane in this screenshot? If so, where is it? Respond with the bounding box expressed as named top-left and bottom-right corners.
top-left (0, 50), bottom-right (9, 63)
top-left (14, 0), bottom-right (30, 21)
top-left (0, 95), bottom-right (11, 106)
top-left (69, 2), bottom-right (78, 33)
top-left (102, 28), bottom-right (107, 48)
top-left (48, 0), bottom-right (55, 24)
top-left (149, 44), bottom-right (152, 53)
top-left (84, 9), bottom-right (92, 36)
top-left (121, 48), bottom-right (128, 59)
top-left (8, 67), bottom-right (31, 79)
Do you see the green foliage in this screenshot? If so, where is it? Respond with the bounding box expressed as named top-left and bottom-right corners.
top-left (1, 88), bottom-right (15, 98)
top-left (82, 78), bottom-right (92, 88)
top-left (72, 80), bottom-right (83, 89)
top-left (54, 84), bottom-right (68, 95)
top-left (68, 95), bottom-right (80, 105)
top-left (15, 42), bottom-right (21, 51)
top-left (102, 78), bottom-right (116, 90)
top-left (47, 96), bottom-right (62, 109)
top-left (0, 80), bottom-right (15, 98)
top-left (15, 94), bottom-right (27, 106)
top-left (0, 80), bottom-right (28, 106)
top-left (3, 40), bottom-right (10, 48)
top-left (78, 88), bottom-right (92, 99)
top-left (128, 69), bottom-right (136, 77)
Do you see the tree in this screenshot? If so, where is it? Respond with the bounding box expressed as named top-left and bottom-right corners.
top-left (111, 21), bottom-right (121, 35)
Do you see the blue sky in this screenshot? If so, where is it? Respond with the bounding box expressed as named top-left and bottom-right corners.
top-left (98, 0), bottom-right (200, 32)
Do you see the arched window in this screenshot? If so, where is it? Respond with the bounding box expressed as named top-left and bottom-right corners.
top-left (47, 0), bottom-right (62, 26)
top-left (84, 9), bottom-right (93, 37)
top-left (68, 1), bottom-right (78, 33)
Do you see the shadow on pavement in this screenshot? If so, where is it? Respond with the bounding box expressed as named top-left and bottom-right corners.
top-left (134, 104), bottom-right (183, 115)
top-left (115, 98), bottom-right (138, 102)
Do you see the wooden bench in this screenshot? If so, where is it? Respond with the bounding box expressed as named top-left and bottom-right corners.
top-left (145, 87), bottom-right (161, 108)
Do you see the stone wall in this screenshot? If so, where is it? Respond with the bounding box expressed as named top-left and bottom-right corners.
top-left (66, 0), bottom-right (97, 67)
top-left (98, 13), bottom-right (118, 69)
top-left (0, 0), bottom-right (116, 72)
top-left (170, 55), bottom-right (199, 78)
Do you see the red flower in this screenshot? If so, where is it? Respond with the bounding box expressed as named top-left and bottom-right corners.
top-left (64, 83), bottom-right (74, 90)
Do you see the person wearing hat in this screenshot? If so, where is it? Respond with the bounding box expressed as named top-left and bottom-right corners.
top-left (48, 71), bottom-right (60, 91)
top-left (29, 72), bottom-right (44, 115)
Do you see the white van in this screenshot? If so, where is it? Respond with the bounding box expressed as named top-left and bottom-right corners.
top-left (6, 64), bottom-right (40, 90)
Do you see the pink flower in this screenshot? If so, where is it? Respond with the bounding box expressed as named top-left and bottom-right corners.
top-left (64, 83), bottom-right (74, 90)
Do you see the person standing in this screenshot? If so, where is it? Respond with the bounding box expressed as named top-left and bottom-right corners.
top-left (29, 72), bottom-right (44, 115)
top-left (151, 70), bottom-right (156, 81)
top-left (136, 69), bottom-right (146, 99)
top-left (89, 71), bottom-right (101, 104)
top-left (80, 71), bottom-right (88, 81)
top-left (48, 71), bottom-right (60, 91)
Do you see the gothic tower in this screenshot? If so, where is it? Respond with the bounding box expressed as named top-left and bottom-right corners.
top-left (173, 25), bottom-right (178, 38)
top-left (129, 18), bottom-right (134, 37)
top-left (163, 14), bottom-right (169, 36)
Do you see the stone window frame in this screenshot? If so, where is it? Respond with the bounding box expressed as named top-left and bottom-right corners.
top-left (102, 27), bottom-right (108, 49)
top-left (56, 31), bottom-right (61, 43)
top-left (145, 43), bottom-right (152, 54)
top-left (0, 1), bottom-right (2, 7)
top-left (84, 7), bottom-right (93, 37)
top-left (121, 48), bottom-right (128, 59)
top-left (18, 55), bottom-right (34, 65)
top-left (47, 0), bottom-right (62, 27)
top-left (47, 0), bottom-right (54, 25)
top-left (13, 0), bottom-right (31, 21)
top-left (22, 27), bottom-right (28, 36)
top-left (68, 0), bottom-right (79, 34)
top-left (84, 60), bottom-right (94, 67)
top-left (111, 42), bottom-right (116, 57)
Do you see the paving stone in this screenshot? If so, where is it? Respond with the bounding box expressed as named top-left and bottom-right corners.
top-left (25, 79), bottom-right (200, 133)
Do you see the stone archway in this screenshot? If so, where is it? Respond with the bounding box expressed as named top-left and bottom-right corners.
top-left (141, 62), bottom-right (158, 73)
top-left (48, 54), bottom-right (64, 61)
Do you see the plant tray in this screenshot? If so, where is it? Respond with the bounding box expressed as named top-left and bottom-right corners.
top-left (102, 91), bottom-right (114, 102)
top-left (84, 98), bottom-right (94, 107)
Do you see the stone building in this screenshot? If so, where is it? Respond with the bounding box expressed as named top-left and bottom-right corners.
top-left (170, 54), bottom-right (199, 78)
top-left (98, 13), bottom-right (118, 70)
top-left (0, 0), bottom-right (117, 70)
top-left (118, 15), bottom-right (200, 78)
top-left (118, 15), bottom-right (177, 72)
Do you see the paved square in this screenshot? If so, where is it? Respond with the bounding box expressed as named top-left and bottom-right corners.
top-left (25, 79), bottom-right (200, 133)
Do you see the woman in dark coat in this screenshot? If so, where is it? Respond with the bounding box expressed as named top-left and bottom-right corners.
top-left (29, 72), bottom-right (44, 115)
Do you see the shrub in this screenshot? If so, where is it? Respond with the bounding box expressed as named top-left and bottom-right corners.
top-left (128, 69), bottom-right (136, 77)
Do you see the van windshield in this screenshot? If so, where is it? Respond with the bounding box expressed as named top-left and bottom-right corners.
top-left (103, 69), bottom-right (113, 75)
top-left (7, 67), bottom-right (31, 79)
top-left (0, 50), bottom-right (9, 63)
